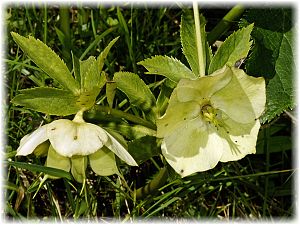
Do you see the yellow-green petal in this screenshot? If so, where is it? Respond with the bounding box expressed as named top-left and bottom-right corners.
top-left (211, 67), bottom-right (265, 124)
top-left (45, 145), bottom-right (71, 179)
top-left (71, 155), bottom-right (88, 183)
top-left (174, 66), bottom-right (232, 103)
top-left (89, 147), bottom-right (119, 176)
top-left (157, 101), bottom-right (201, 138)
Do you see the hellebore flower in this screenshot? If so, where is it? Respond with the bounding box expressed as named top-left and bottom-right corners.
top-left (157, 66), bottom-right (266, 177)
top-left (17, 110), bottom-right (138, 181)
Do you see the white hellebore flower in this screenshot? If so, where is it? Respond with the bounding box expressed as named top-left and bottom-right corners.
top-left (17, 110), bottom-right (138, 167)
top-left (157, 66), bottom-right (266, 177)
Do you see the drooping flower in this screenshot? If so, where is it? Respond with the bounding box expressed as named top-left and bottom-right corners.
top-left (157, 66), bottom-right (266, 177)
top-left (17, 110), bottom-right (138, 181)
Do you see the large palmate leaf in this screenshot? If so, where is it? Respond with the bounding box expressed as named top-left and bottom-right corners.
top-left (114, 72), bottom-right (156, 113)
top-left (243, 8), bottom-right (295, 122)
top-left (138, 55), bottom-right (196, 83)
top-left (11, 87), bottom-right (81, 116)
top-left (181, 10), bottom-right (212, 75)
top-left (11, 32), bottom-right (79, 94)
top-left (208, 24), bottom-right (253, 74)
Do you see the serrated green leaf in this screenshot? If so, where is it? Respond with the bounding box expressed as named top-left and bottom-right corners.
top-left (11, 32), bottom-right (79, 94)
top-left (11, 87), bottom-right (81, 116)
top-left (97, 37), bottom-right (119, 73)
top-left (127, 136), bottom-right (159, 164)
top-left (243, 9), bottom-right (295, 122)
top-left (80, 56), bottom-right (100, 93)
top-left (138, 55), bottom-right (196, 83)
top-left (106, 81), bottom-right (117, 108)
top-left (208, 24), bottom-right (253, 74)
top-left (181, 10), bottom-right (210, 75)
top-left (114, 72), bottom-right (156, 113)
top-left (89, 147), bottom-right (119, 176)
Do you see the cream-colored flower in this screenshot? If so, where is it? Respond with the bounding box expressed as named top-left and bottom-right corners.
top-left (17, 110), bottom-right (137, 180)
top-left (157, 66), bottom-right (266, 177)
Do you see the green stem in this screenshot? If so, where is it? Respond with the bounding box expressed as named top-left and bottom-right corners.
top-left (193, 2), bottom-right (205, 77)
top-left (134, 167), bottom-right (169, 200)
top-left (263, 127), bottom-right (270, 216)
top-left (207, 4), bottom-right (245, 45)
top-left (90, 105), bottom-right (157, 130)
top-left (59, 7), bottom-right (72, 67)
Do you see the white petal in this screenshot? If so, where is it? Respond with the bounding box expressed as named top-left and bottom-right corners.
top-left (47, 119), bottom-right (108, 157)
top-left (162, 119), bottom-right (224, 177)
top-left (16, 125), bottom-right (48, 156)
top-left (104, 131), bottom-right (138, 166)
top-left (220, 118), bottom-right (261, 162)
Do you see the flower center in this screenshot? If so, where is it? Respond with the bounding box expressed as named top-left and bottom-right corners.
top-left (201, 104), bottom-right (221, 128)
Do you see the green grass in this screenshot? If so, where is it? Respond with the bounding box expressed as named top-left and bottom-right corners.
top-left (4, 4), bottom-right (294, 221)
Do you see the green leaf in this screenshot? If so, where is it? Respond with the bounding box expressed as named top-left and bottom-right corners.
top-left (106, 81), bottom-right (117, 108)
top-left (97, 36), bottom-right (119, 73)
top-left (6, 161), bottom-right (72, 180)
top-left (89, 147), bottom-right (119, 176)
top-left (80, 56), bottom-right (100, 93)
top-left (114, 72), bottom-right (156, 113)
top-left (11, 87), bottom-right (81, 116)
top-left (243, 9), bottom-right (295, 122)
top-left (208, 24), bottom-right (253, 74)
top-left (138, 55), bottom-right (196, 83)
top-left (11, 32), bottom-right (79, 94)
top-left (127, 136), bottom-right (159, 165)
top-left (181, 10), bottom-right (210, 75)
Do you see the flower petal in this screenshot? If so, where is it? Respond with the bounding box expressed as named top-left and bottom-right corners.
top-left (211, 67), bottom-right (265, 124)
top-left (173, 66), bottom-right (232, 103)
top-left (104, 131), bottom-right (138, 166)
top-left (89, 147), bottom-right (119, 176)
top-left (220, 118), bottom-right (261, 162)
top-left (16, 125), bottom-right (48, 156)
top-left (157, 101), bottom-right (201, 138)
top-left (162, 118), bottom-right (223, 177)
top-left (45, 145), bottom-right (71, 175)
top-left (71, 155), bottom-right (88, 183)
top-left (47, 119), bottom-right (108, 157)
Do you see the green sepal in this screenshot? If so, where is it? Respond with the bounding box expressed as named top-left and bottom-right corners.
top-left (89, 147), bottom-right (119, 176)
top-left (33, 140), bottom-right (50, 157)
top-left (71, 155), bottom-right (88, 183)
top-left (11, 32), bottom-right (79, 94)
top-left (45, 145), bottom-right (71, 179)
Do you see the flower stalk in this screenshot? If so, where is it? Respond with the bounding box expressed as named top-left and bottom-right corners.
top-left (193, 1), bottom-right (206, 77)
